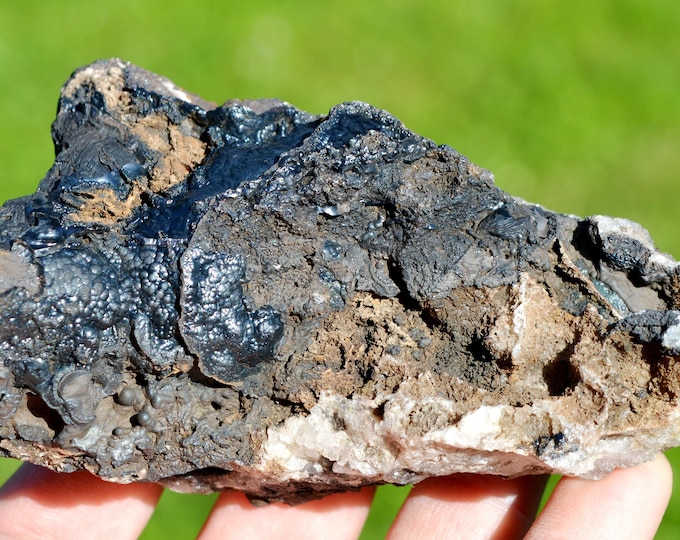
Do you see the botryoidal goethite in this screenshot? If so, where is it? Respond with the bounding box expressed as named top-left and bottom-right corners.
top-left (1, 59), bottom-right (680, 503)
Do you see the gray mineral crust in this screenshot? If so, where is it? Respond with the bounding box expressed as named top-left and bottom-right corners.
top-left (1, 59), bottom-right (680, 503)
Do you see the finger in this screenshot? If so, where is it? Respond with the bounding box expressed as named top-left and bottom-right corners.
top-left (198, 486), bottom-right (375, 540)
top-left (526, 454), bottom-right (672, 540)
top-left (0, 463), bottom-right (163, 540)
top-left (388, 473), bottom-right (548, 540)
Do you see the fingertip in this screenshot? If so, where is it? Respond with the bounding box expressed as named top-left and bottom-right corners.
top-left (388, 474), bottom-right (548, 540)
top-left (647, 452), bottom-right (673, 499)
top-left (0, 464), bottom-right (163, 539)
top-left (527, 455), bottom-right (673, 540)
top-left (0, 463), bottom-right (163, 503)
top-left (199, 486), bottom-right (376, 540)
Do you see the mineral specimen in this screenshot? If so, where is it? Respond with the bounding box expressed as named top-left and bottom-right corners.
top-left (1, 59), bottom-right (679, 503)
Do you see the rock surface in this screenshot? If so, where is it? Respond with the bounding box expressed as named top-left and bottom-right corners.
top-left (1, 59), bottom-right (680, 503)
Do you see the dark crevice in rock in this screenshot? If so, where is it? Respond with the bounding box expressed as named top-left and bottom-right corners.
top-left (387, 259), bottom-right (421, 311)
top-left (25, 392), bottom-right (65, 436)
top-left (543, 342), bottom-right (580, 397)
top-left (386, 258), bottom-right (444, 334)
top-left (185, 365), bottom-right (229, 389)
top-left (571, 220), bottom-right (600, 269)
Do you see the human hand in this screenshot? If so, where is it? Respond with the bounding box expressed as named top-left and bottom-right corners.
top-left (0, 454), bottom-right (671, 539)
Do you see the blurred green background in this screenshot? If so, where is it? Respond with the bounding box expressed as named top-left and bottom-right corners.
top-left (1, 0), bottom-right (679, 537)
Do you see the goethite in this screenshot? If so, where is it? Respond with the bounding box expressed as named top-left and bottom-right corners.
top-left (0, 59), bottom-right (679, 503)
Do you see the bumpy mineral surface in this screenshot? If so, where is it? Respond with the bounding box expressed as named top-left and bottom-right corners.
top-left (1, 59), bottom-right (680, 503)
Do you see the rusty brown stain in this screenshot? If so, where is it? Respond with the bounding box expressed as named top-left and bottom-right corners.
top-left (70, 185), bottom-right (142, 225)
top-left (130, 115), bottom-right (206, 193)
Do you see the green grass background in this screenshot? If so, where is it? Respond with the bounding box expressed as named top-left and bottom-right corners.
top-left (1, 0), bottom-right (680, 537)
